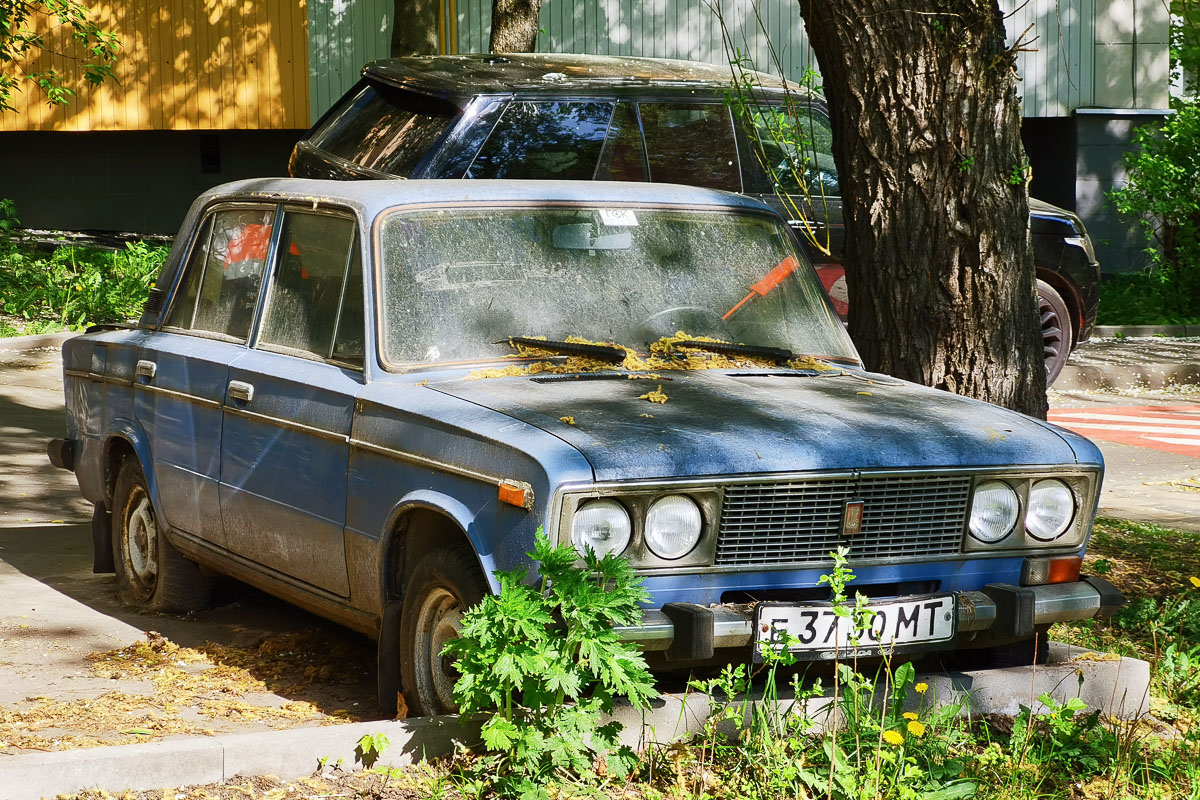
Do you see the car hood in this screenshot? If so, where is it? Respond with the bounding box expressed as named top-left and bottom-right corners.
top-left (429, 370), bottom-right (1078, 481)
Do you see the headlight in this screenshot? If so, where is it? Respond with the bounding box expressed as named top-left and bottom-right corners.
top-left (571, 499), bottom-right (631, 557)
top-left (1026, 479), bottom-right (1075, 540)
top-left (644, 495), bottom-right (703, 559)
top-left (969, 480), bottom-right (1019, 543)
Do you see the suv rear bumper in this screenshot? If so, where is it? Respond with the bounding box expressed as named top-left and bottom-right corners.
top-left (616, 577), bottom-right (1123, 658)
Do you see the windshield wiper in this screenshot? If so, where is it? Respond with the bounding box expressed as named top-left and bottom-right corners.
top-left (500, 337), bottom-right (628, 364)
top-left (672, 340), bottom-right (795, 363)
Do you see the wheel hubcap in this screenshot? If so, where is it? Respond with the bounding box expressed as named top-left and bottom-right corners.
top-left (1039, 295), bottom-right (1069, 380)
top-left (413, 588), bottom-right (465, 713)
top-left (125, 489), bottom-right (158, 591)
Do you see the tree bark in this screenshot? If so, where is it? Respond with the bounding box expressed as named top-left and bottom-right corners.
top-left (391, 0), bottom-right (440, 57)
top-left (796, 1), bottom-right (1047, 418)
top-left (489, 0), bottom-right (542, 53)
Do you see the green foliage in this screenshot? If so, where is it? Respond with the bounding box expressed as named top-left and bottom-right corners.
top-left (444, 528), bottom-right (656, 800)
top-left (354, 732), bottom-right (391, 770)
top-left (1098, 269), bottom-right (1200, 324)
top-left (0, 240), bottom-right (166, 331)
top-left (1171, 1), bottom-right (1200, 96)
top-left (0, 198), bottom-right (19, 244)
top-left (1110, 102), bottom-right (1200, 321)
top-left (0, 0), bottom-right (120, 113)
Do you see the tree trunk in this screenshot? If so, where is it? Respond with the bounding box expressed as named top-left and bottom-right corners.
top-left (489, 0), bottom-right (542, 53)
top-left (796, 1), bottom-right (1047, 418)
top-left (391, 0), bottom-right (440, 57)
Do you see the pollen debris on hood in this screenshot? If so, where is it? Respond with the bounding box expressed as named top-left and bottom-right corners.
top-left (559, 416), bottom-right (576, 425)
top-left (467, 332), bottom-right (838, 380)
top-left (640, 385), bottom-right (669, 404)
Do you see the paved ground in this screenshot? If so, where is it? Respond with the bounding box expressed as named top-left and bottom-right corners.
top-left (0, 335), bottom-right (1193, 764)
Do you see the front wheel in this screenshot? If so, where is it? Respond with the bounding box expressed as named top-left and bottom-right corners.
top-left (398, 547), bottom-right (487, 716)
top-left (112, 457), bottom-right (211, 613)
top-left (1037, 280), bottom-right (1074, 386)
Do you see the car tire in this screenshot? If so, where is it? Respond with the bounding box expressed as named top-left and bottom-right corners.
top-left (1037, 280), bottom-right (1073, 386)
top-left (398, 547), bottom-right (487, 717)
top-left (112, 457), bottom-right (212, 613)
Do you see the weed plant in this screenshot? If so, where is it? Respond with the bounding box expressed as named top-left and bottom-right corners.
top-left (0, 240), bottom-right (167, 333)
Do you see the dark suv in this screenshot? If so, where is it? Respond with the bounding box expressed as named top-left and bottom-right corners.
top-left (290, 53), bottom-right (1100, 383)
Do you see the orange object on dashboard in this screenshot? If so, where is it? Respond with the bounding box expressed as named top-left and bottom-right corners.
top-left (723, 255), bottom-right (800, 320)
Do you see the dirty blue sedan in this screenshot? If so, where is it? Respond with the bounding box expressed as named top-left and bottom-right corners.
top-left (50, 178), bottom-right (1122, 716)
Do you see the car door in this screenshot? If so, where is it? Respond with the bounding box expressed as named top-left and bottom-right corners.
top-left (136, 204), bottom-right (275, 548)
top-left (219, 207), bottom-right (365, 597)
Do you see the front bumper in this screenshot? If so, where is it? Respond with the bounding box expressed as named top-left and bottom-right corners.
top-left (615, 577), bottom-right (1123, 660)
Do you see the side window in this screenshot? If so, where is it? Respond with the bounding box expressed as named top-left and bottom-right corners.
top-left (747, 106), bottom-right (839, 196)
top-left (310, 80), bottom-right (459, 176)
top-left (165, 207), bottom-right (274, 341)
top-left (595, 102), bottom-right (648, 182)
top-left (332, 248), bottom-right (364, 366)
top-left (639, 103), bottom-right (741, 191)
top-left (466, 101), bottom-right (614, 180)
top-left (259, 211), bottom-right (359, 363)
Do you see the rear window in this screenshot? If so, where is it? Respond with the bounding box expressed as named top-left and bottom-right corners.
top-left (310, 81), bottom-right (460, 175)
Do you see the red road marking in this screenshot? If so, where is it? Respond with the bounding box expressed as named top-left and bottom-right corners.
top-left (1048, 405), bottom-right (1200, 458)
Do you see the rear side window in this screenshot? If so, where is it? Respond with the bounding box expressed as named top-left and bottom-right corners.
top-left (639, 103), bottom-right (741, 191)
top-left (310, 81), bottom-right (459, 175)
top-left (466, 101), bottom-right (614, 180)
top-left (166, 207), bottom-right (274, 341)
top-left (259, 211), bottom-right (360, 364)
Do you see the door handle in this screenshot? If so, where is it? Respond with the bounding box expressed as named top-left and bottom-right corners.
top-left (135, 359), bottom-right (156, 379)
top-left (228, 380), bottom-right (254, 404)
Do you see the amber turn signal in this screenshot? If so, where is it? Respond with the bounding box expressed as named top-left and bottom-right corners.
top-left (498, 481), bottom-right (532, 510)
top-left (1021, 555), bottom-right (1082, 586)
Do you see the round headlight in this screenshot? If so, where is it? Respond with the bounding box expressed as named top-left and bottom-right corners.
top-left (969, 480), bottom-right (1020, 543)
top-left (645, 495), bottom-right (703, 560)
top-left (571, 499), bottom-right (631, 558)
top-left (1026, 479), bottom-right (1075, 541)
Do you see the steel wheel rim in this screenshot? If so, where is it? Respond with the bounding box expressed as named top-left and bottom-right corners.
top-left (412, 587), bottom-right (464, 714)
top-left (125, 488), bottom-right (158, 591)
top-left (1039, 294), bottom-right (1069, 380)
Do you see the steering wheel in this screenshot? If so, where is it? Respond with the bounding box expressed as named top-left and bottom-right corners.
top-left (634, 306), bottom-right (734, 344)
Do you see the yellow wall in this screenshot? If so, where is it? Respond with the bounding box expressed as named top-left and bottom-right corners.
top-left (2, 1), bottom-right (310, 132)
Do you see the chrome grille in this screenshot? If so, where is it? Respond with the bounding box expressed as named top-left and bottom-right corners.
top-left (716, 474), bottom-right (971, 566)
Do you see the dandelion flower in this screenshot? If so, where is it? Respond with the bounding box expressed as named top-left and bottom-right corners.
top-left (903, 712), bottom-right (919, 720)
top-left (914, 682), bottom-right (929, 694)
top-left (882, 730), bottom-right (905, 746)
top-left (907, 720), bottom-right (926, 737)
top-left (1189, 576), bottom-right (1200, 589)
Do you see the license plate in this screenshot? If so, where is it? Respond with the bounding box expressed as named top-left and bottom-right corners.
top-left (754, 595), bottom-right (956, 660)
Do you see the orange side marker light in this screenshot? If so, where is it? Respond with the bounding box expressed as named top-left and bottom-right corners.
top-left (498, 481), bottom-right (533, 511)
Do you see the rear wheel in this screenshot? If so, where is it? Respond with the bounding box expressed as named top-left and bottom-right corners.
top-left (1037, 280), bottom-right (1074, 386)
top-left (398, 547), bottom-right (487, 716)
top-left (112, 457), bottom-right (211, 613)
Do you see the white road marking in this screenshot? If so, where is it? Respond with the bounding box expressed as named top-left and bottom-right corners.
top-left (1051, 412), bottom-right (1200, 427)
top-left (1053, 422), bottom-right (1200, 436)
top-left (1144, 437), bottom-right (1200, 447)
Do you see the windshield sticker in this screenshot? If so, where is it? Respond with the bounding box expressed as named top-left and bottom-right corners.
top-left (598, 209), bottom-right (639, 227)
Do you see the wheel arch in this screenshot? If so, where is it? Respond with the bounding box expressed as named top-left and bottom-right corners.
top-left (379, 492), bottom-right (495, 609)
top-left (100, 425), bottom-right (157, 513)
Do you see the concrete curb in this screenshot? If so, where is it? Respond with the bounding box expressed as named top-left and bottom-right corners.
top-left (0, 331), bottom-right (77, 351)
top-left (1056, 361), bottom-right (1200, 391)
top-left (0, 647), bottom-right (1150, 800)
top-left (1093, 325), bottom-right (1199, 337)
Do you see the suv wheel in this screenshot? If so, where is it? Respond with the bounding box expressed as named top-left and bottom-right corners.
top-left (1037, 280), bottom-right (1073, 385)
top-left (398, 547), bottom-right (487, 716)
top-left (112, 457), bottom-right (212, 612)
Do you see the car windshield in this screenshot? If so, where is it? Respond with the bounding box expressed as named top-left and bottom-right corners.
top-left (377, 205), bottom-right (859, 367)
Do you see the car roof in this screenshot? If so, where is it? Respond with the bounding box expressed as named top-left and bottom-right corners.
top-left (199, 177), bottom-right (783, 220)
top-left (362, 52), bottom-right (808, 102)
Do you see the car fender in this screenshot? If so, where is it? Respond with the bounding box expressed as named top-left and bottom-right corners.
top-left (379, 489), bottom-right (501, 595)
top-left (101, 417), bottom-right (161, 514)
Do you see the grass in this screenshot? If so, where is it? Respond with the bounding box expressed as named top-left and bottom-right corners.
top-left (0, 239), bottom-right (167, 335)
top-left (1098, 270), bottom-right (1200, 326)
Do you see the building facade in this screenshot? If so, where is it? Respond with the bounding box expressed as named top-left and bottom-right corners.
top-left (0, 0), bottom-right (1170, 270)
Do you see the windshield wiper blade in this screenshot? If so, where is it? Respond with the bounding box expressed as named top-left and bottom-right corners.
top-left (672, 339), bottom-right (795, 363)
top-left (500, 337), bottom-right (628, 364)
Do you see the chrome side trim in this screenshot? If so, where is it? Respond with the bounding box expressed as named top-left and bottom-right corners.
top-left (135, 383), bottom-right (221, 409)
top-left (349, 437), bottom-right (505, 488)
top-left (224, 405), bottom-right (349, 443)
